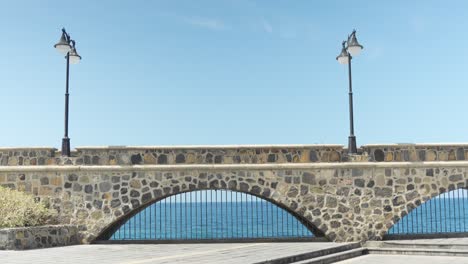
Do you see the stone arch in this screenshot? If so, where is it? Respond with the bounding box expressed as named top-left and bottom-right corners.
top-left (86, 171), bottom-right (328, 242)
top-left (94, 188), bottom-right (325, 241)
top-left (380, 169), bottom-right (468, 238)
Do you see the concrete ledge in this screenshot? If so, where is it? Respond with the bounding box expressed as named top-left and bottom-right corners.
top-left (254, 242), bottom-right (362, 264)
top-left (291, 247), bottom-right (365, 264)
top-left (367, 241), bottom-right (468, 250)
top-left (0, 147), bottom-right (57, 151)
top-left (366, 247), bottom-right (468, 256)
top-left (75, 144), bottom-right (345, 150)
top-left (0, 161), bottom-right (468, 172)
top-left (362, 143), bottom-right (468, 147)
top-left (0, 143), bottom-right (462, 151)
top-left (0, 225), bottom-right (81, 250)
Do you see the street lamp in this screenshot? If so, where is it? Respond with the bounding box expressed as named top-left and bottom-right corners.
top-left (54, 28), bottom-right (81, 156)
top-left (336, 30), bottom-right (363, 154)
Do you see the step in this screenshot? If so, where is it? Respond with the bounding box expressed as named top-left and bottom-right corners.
top-left (366, 241), bottom-right (468, 250)
top-left (367, 247), bottom-right (468, 257)
top-left (253, 243), bottom-right (362, 264)
top-left (289, 248), bottom-right (366, 264)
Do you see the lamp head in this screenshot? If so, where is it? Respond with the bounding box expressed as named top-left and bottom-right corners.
top-left (347, 30), bottom-right (363, 56)
top-left (68, 40), bottom-right (81, 64)
top-left (336, 41), bottom-right (349, 65)
top-left (54, 28), bottom-right (71, 55)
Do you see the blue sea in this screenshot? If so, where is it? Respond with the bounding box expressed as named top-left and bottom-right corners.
top-left (388, 197), bottom-right (468, 235)
top-left (111, 200), bottom-right (313, 240)
top-left (110, 190), bottom-right (468, 240)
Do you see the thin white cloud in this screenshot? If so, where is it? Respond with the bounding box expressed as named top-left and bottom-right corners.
top-left (261, 19), bottom-right (273, 34)
top-left (184, 16), bottom-right (226, 31)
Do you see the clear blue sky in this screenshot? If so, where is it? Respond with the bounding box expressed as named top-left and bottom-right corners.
top-left (1, 1), bottom-right (467, 148)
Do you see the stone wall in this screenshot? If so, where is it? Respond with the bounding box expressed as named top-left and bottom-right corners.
top-left (0, 144), bottom-right (467, 243)
top-left (2, 144), bottom-right (468, 166)
top-left (0, 145), bottom-right (344, 166)
top-left (363, 144), bottom-right (468, 162)
top-left (1, 162), bottom-right (467, 242)
top-left (0, 225), bottom-right (81, 250)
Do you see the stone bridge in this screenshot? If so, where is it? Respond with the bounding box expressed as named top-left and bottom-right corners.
top-left (1, 143), bottom-right (468, 243)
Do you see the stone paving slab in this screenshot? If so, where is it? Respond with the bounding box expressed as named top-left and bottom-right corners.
top-left (336, 254), bottom-right (468, 264)
top-left (0, 242), bottom-right (345, 264)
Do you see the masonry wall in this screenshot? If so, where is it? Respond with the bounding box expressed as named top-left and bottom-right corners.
top-left (0, 225), bottom-right (81, 250)
top-left (2, 143), bottom-right (468, 167)
top-left (0, 144), bottom-right (467, 243)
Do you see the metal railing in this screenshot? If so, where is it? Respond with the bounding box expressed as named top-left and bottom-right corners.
top-left (104, 190), bottom-right (320, 242)
top-left (385, 188), bottom-right (468, 239)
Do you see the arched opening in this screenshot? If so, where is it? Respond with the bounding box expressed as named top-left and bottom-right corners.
top-left (96, 189), bottom-right (325, 243)
top-left (385, 188), bottom-right (468, 239)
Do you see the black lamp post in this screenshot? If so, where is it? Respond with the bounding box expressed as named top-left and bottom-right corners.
top-left (336, 30), bottom-right (363, 154)
top-left (54, 28), bottom-right (81, 156)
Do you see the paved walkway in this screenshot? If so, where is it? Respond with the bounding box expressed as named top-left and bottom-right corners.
top-left (337, 254), bottom-right (468, 264)
top-left (0, 242), bottom-right (343, 264)
top-left (3, 238), bottom-right (468, 263)
top-left (339, 237), bottom-right (468, 264)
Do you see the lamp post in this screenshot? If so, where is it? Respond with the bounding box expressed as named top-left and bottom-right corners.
top-left (54, 28), bottom-right (81, 156)
top-left (336, 30), bottom-right (363, 154)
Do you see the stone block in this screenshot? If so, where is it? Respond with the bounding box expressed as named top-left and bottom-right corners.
top-left (0, 225), bottom-right (81, 250)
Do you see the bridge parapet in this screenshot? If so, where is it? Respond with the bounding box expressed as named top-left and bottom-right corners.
top-left (1, 144), bottom-right (468, 166)
top-left (0, 145), bottom-right (345, 166)
top-left (0, 147), bottom-right (57, 166)
top-left (363, 143), bottom-right (468, 162)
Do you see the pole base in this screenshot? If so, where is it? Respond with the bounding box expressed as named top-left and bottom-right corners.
top-left (348, 136), bottom-right (357, 154)
top-left (61, 137), bottom-right (71, 157)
